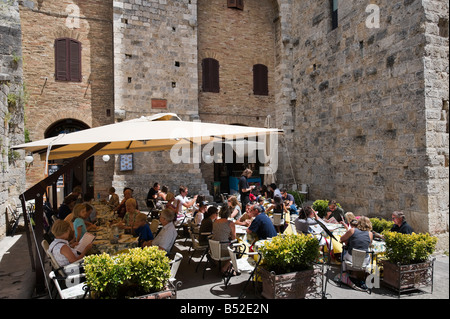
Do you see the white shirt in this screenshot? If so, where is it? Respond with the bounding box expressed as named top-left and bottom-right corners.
top-left (152, 222), bottom-right (177, 253)
top-left (175, 195), bottom-right (188, 214)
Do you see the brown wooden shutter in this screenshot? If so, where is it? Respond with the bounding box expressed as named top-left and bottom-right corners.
top-left (69, 39), bottom-right (82, 82)
top-left (202, 58), bottom-right (220, 93)
top-left (253, 64), bottom-right (268, 96)
top-left (237, 0), bottom-right (244, 10)
top-left (55, 39), bottom-right (69, 81)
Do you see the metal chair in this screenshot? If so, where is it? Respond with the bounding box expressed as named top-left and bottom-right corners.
top-left (49, 271), bottom-right (88, 299)
top-left (203, 239), bottom-right (231, 279)
top-left (188, 228), bottom-right (209, 265)
top-left (298, 184), bottom-right (309, 204)
top-left (225, 243), bottom-right (262, 299)
top-left (340, 247), bottom-right (374, 293)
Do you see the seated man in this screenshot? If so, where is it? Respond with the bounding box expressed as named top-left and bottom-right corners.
top-left (175, 185), bottom-right (198, 214)
top-left (324, 200), bottom-right (345, 223)
top-left (390, 211), bottom-right (414, 234)
top-left (247, 205), bottom-right (277, 240)
top-left (146, 182), bottom-right (161, 208)
top-left (281, 188), bottom-right (298, 215)
top-left (151, 209), bottom-right (178, 253)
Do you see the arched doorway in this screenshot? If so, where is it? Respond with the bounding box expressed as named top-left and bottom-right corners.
top-left (45, 119), bottom-right (93, 206)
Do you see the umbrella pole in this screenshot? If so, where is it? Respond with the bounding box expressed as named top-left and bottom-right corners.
top-left (20, 142), bottom-right (110, 294)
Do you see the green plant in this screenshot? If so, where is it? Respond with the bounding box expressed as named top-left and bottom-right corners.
top-left (259, 234), bottom-right (320, 274)
top-left (312, 199), bottom-right (341, 218)
top-left (384, 231), bottom-right (438, 265)
top-left (370, 217), bottom-right (393, 233)
top-left (84, 246), bottom-right (171, 298)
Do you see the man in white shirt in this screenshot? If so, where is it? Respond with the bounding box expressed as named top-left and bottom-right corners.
top-left (175, 185), bottom-right (197, 214)
top-left (152, 209), bottom-right (178, 253)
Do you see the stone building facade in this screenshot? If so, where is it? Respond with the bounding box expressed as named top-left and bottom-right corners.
top-left (18, 0), bottom-right (114, 204)
top-left (1, 0), bottom-right (25, 238)
top-left (9, 0), bottom-right (449, 248)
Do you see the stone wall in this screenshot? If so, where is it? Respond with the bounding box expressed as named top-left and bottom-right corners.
top-left (422, 0), bottom-right (449, 248)
top-left (285, 0), bottom-right (448, 247)
top-left (19, 0), bottom-right (114, 197)
top-left (1, 0), bottom-right (25, 239)
top-left (112, 0), bottom-right (208, 208)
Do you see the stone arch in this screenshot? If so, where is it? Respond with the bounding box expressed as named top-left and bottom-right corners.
top-left (31, 109), bottom-right (92, 140)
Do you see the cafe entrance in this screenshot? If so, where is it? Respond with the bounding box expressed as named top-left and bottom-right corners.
top-left (44, 119), bottom-right (93, 207)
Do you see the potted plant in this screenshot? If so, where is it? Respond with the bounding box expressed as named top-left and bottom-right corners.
top-left (84, 246), bottom-right (172, 299)
top-left (257, 234), bottom-right (320, 299)
top-left (382, 231), bottom-right (437, 295)
top-left (369, 217), bottom-right (393, 234)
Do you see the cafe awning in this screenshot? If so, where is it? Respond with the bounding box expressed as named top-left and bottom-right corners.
top-left (12, 113), bottom-right (283, 160)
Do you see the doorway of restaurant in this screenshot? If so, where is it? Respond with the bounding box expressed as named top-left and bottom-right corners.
top-left (44, 119), bottom-right (93, 208)
top-left (213, 140), bottom-right (262, 200)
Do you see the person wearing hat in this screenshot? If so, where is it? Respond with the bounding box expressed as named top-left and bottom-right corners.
top-left (193, 201), bottom-right (208, 226)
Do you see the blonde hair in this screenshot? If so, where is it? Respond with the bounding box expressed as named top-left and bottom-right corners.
top-left (166, 192), bottom-right (175, 202)
top-left (51, 219), bottom-right (72, 237)
top-left (356, 216), bottom-right (372, 231)
top-left (345, 212), bottom-right (356, 224)
top-left (228, 196), bottom-right (241, 209)
top-left (72, 203), bottom-right (87, 219)
top-left (135, 212), bottom-right (147, 223)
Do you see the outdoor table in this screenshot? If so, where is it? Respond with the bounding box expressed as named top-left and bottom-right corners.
top-left (90, 225), bottom-right (138, 255)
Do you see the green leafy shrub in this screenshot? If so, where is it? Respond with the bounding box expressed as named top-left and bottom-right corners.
top-left (370, 217), bottom-right (394, 233)
top-left (312, 199), bottom-right (341, 218)
top-left (259, 234), bottom-right (320, 274)
top-left (84, 246), bottom-right (171, 298)
top-left (384, 231), bottom-right (438, 265)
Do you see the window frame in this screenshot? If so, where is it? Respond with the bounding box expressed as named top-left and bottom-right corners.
top-left (54, 38), bottom-right (82, 82)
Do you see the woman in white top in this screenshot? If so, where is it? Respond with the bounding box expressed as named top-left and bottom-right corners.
top-left (48, 220), bottom-right (92, 267)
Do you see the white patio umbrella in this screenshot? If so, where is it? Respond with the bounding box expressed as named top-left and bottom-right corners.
top-left (12, 113), bottom-right (283, 160)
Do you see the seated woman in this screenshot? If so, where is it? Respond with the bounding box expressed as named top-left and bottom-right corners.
top-left (227, 196), bottom-right (242, 221)
top-left (72, 203), bottom-right (97, 243)
top-left (118, 198), bottom-right (140, 234)
top-left (212, 205), bottom-right (236, 273)
top-left (198, 206), bottom-right (218, 246)
top-left (340, 212), bottom-right (358, 230)
top-left (193, 201), bottom-right (208, 226)
top-left (295, 206), bottom-right (322, 234)
top-left (165, 192), bottom-right (181, 216)
top-left (339, 216), bottom-right (373, 274)
top-left (48, 219), bottom-right (92, 267)
top-left (107, 187), bottom-right (120, 210)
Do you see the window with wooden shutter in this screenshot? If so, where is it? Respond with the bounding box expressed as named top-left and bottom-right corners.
top-left (55, 38), bottom-right (82, 82)
top-left (253, 64), bottom-right (268, 96)
top-left (227, 0), bottom-right (243, 10)
top-left (202, 58), bottom-right (220, 93)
